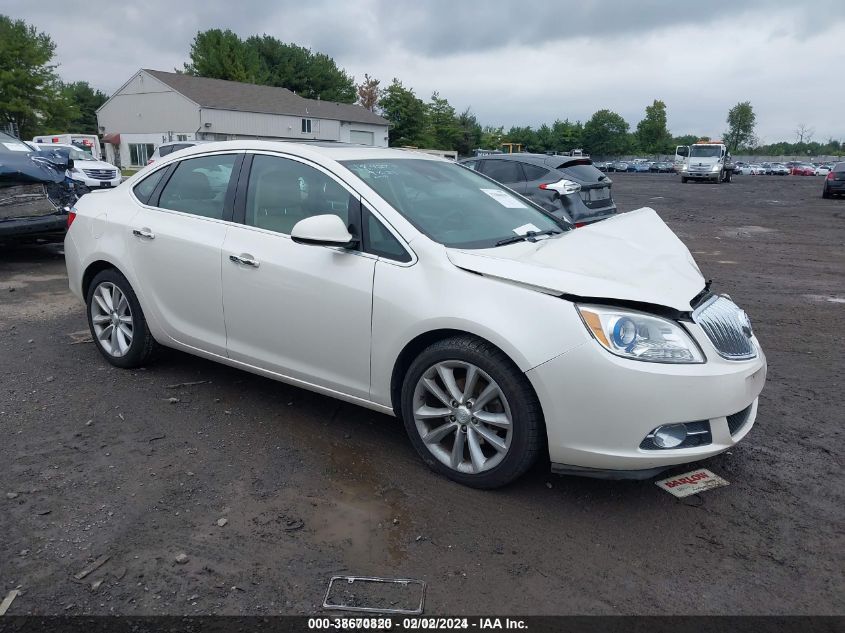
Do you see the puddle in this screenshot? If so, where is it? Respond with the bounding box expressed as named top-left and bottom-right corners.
top-left (721, 225), bottom-right (777, 239)
top-left (804, 294), bottom-right (845, 304)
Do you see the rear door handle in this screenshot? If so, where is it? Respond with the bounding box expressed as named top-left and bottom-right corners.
top-left (229, 254), bottom-right (260, 268)
top-left (132, 227), bottom-right (155, 240)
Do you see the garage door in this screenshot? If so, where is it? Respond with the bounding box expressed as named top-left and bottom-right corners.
top-left (349, 130), bottom-right (375, 145)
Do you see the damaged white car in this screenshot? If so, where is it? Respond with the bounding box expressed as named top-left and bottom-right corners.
top-left (64, 142), bottom-right (766, 488)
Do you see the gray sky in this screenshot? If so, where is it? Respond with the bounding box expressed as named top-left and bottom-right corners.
top-left (5, 0), bottom-right (844, 143)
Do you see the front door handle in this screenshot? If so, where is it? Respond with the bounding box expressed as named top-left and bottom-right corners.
top-left (132, 227), bottom-right (155, 240)
top-left (229, 254), bottom-right (260, 268)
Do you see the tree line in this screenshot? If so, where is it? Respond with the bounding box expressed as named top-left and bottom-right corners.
top-left (2, 16), bottom-right (841, 159)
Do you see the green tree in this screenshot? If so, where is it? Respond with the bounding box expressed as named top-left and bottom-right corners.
top-left (503, 126), bottom-right (538, 152)
top-left (549, 119), bottom-right (583, 153)
top-left (480, 125), bottom-right (504, 150)
top-left (455, 107), bottom-right (482, 156)
top-left (724, 101), bottom-right (756, 152)
top-left (185, 30), bottom-right (356, 103)
top-left (636, 99), bottom-right (672, 154)
top-left (379, 79), bottom-right (428, 146)
top-left (582, 109), bottom-right (630, 157)
top-left (183, 29), bottom-right (260, 83)
top-left (673, 133), bottom-right (699, 148)
top-left (426, 92), bottom-right (461, 150)
top-left (0, 15), bottom-right (77, 139)
top-left (62, 81), bottom-right (108, 135)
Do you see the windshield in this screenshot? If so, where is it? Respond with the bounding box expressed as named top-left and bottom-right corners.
top-left (342, 158), bottom-right (565, 249)
top-left (689, 146), bottom-right (722, 158)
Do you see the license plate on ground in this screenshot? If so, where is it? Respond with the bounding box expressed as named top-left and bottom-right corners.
top-left (655, 469), bottom-right (729, 498)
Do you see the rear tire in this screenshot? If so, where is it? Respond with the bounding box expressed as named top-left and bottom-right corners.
top-left (400, 336), bottom-right (543, 489)
top-left (823, 188), bottom-right (831, 199)
top-left (681, 177), bottom-right (688, 183)
top-left (86, 269), bottom-right (157, 368)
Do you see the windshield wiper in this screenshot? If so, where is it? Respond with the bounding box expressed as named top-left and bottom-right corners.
top-left (495, 229), bottom-right (561, 247)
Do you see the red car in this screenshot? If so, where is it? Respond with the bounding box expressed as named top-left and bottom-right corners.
top-left (791, 163), bottom-right (816, 176)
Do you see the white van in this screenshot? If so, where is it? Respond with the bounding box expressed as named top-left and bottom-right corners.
top-left (32, 134), bottom-right (102, 160)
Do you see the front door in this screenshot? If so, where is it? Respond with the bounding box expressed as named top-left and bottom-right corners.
top-left (221, 153), bottom-right (375, 399)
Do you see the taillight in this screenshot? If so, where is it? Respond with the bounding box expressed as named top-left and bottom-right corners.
top-left (574, 222), bottom-right (586, 228)
top-left (67, 209), bottom-right (77, 228)
top-left (146, 159), bottom-right (154, 165)
top-left (539, 178), bottom-right (581, 195)
top-left (828, 172), bottom-right (835, 180)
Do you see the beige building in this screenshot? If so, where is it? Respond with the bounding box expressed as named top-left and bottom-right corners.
top-left (97, 69), bottom-right (389, 167)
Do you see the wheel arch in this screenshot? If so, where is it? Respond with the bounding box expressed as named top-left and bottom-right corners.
top-left (389, 328), bottom-right (539, 420)
top-left (81, 259), bottom-right (125, 299)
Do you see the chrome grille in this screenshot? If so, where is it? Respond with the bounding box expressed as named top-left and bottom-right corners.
top-left (693, 295), bottom-right (756, 360)
top-left (82, 168), bottom-right (117, 180)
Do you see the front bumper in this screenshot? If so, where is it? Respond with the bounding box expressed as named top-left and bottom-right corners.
top-left (683, 170), bottom-right (721, 181)
top-left (72, 175), bottom-right (121, 188)
top-left (527, 325), bottom-right (766, 475)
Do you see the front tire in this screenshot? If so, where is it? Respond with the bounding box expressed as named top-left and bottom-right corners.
top-left (400, 336), bottom-right (543, 489)
top-left (86, 269), bottom-right (157, 368)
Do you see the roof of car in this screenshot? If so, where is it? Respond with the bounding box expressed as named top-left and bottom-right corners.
top-left (149, 140), bottom-right (449, 164)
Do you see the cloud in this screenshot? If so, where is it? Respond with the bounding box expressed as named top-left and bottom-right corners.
top-left (3, 0), bottom-right (844, 141)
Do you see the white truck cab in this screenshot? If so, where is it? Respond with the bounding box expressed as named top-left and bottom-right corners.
top-left (676, 141), bottom-right (734, 183)
top-left (32, 134), bottom-right (102, 160)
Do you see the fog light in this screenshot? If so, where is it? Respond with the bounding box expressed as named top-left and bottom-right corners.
top-left (653, 424), bottom-right (687, 449)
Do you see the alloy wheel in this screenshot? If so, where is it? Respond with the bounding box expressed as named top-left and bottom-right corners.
top-left (90, 282), bottom-right (134, 357)
top-left (412, 361), bottom-right (513, 474)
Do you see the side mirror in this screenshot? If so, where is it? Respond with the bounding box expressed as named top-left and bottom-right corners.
top-left (291, 214), bottom-right (357, 248)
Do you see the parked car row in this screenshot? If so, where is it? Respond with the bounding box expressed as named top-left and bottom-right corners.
top-left (594, 160), bottom-right (674, 173)
top-left (734, 161), bottom-right (834, 176)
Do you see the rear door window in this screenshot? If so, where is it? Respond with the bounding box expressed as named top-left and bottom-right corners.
top-left (521, 164), bottom-right (550, 181)
top-left (157, 154), bottom-right (238, 219)
top-left (479, 160), bottom-right (525, 184)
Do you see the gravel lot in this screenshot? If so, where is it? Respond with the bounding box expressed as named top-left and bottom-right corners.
top-left (1, 173), bottom-right (842, 615)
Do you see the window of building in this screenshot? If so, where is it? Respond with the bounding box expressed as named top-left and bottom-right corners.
top-left (157, 154), bottom-right (238, 220)
top-left (129, 143), bottom-right (155, 166)
top-left (245, 154), bottom-right (350, 235)
top-left (301, 118), bottom-right (312, 134)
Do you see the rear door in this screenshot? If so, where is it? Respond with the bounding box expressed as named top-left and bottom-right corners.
top-left (554, 159), bottom-right (615, 223)
top-left (126, 152), bottom-right (242, 356)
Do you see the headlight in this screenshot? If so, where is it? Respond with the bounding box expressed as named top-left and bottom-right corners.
top-left (576, 305), bottom-right (705, 363)
top-left (680, 164), bottom-right (688, 171)
top-left (711, 164), bottom-right (721, 172)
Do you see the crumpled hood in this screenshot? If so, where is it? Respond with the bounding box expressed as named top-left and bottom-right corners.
top-left (446, 207), bottom-right (705, 312)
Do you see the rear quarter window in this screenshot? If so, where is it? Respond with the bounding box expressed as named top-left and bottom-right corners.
top-left (133, 168), bottom-right (167, 204)
top-left (556, 162), bottom-right (606, 182)
top-left (521, 164), bottom-right (550, 181)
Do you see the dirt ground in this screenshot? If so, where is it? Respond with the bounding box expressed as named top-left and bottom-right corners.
top-left (1, 173), bottom-right (843, 615)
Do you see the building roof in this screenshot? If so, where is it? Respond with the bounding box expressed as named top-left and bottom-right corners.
top-left (143, 69), bottom-right (387, 126)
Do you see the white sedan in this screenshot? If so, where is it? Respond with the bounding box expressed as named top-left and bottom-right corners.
top-left (64, 142), bottom-right (766, 488)
top-left (739, 164), bottom-right (765, 175)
